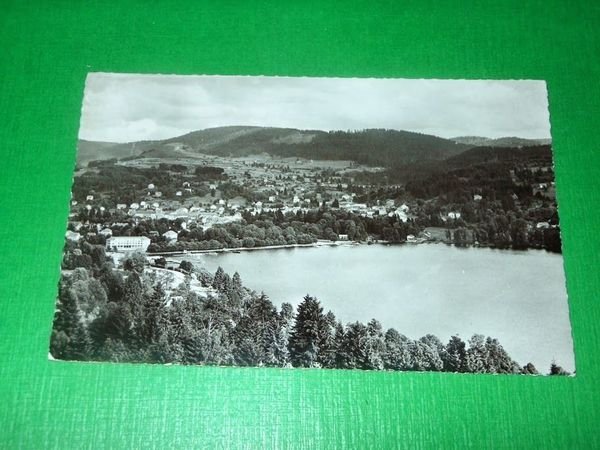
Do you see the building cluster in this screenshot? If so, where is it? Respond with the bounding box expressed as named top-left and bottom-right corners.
top-left (69, 155), bottom-right (416, 253)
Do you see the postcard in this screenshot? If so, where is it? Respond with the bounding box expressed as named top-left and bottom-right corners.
top-left (50, 74), bottom-right (574, 375)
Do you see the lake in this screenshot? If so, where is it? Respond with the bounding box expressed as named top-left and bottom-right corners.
top-left (176, 244), bottom-right (575, 373)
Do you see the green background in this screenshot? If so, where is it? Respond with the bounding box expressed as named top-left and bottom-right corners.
top-left (1, 1), bottom-right (599, 448)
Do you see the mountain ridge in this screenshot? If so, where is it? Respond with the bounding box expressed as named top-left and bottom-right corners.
top-left (77, 126), bottom-right (549, 168)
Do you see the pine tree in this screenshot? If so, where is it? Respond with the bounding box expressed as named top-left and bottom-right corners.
top-left (383, 328), bottom-right (412, 371)
top-left (549, 362), bottom-right (570, 376)
top-left (49, 330), bottom-right (70, 360)
top-left (67, 325), bottom-right (92, 361)
top-left (485, 337), bottom-right (519, 374)
top-left (265, 325), bottom-right (290, 367)
top-left (212, 266), bottom-right (226, 291)
top-left (342, 322), bottom-right (369, 369)
top-left (233, 293), bottom-right (278, 366)
top-left (53, 280), bottom-right (81, 338)
top-left (521, 362), bottom-right (539, 375)
top-left (466, 334), bottom-right (488, 373)
top-left (332, 321), bottom-right (347, 369)
top-left (443, 335), bottom-right (467, 373)
top-left (288, 295), bottom-right (330, 367)
top-left (365, 319), bottom-right (386, 370)
top-left (99, 337), bottom-right (131, 363)
top-left (197, 269), bottom-right (214, 288)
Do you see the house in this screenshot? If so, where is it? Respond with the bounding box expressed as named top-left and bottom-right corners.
top-left (105, 236), bottom-right (151, 253)
top-left (130, 203), bottom-right (140, 210)
top-left (473, 194), bottom-right (483, 201)
top-left (155, 191), bottom-right (162, 198)
top-left (99, 228), bottom-right (113, 237)
top-left (162, 230), bottom-right (178, 243)
top-left (338, 234), bottom-right (349, 241)
top-left (448, 211), bottom-right (461, 220)
top-left (536, 222), bottom-right (550, 229)
top-left (147, 183), bottom-right (155, 190)
top-left (395, 209), bottom-right (409, 223)
top-left (86, 195), bottom-right (94, 201)
top-left (182, 181), bottom-right (191, 188)
top-left (116, 203), bottom-right (127, 210)
top-left (175, 191), bottom-right (182, 197)
top-left (174, 207), bottom-right (189, 217)
top-left (65, 230), bottom-right (81, 242)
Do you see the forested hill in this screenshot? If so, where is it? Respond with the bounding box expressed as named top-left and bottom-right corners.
top-left (262, 129), bottom-right (471, 167)
top-left (444, 144), bottom-right (553, 168)
top-left (382, 144), bottom-right (554, 183)
top-left (174, 127), bottom-right (472, 166)
top-left (451, 136), bottom-right (552, 147)
top-left (77, 126), bottom-right (472, 167)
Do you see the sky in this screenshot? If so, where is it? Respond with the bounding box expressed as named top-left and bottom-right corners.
top-left (80, 73), bottom-right (552, 143)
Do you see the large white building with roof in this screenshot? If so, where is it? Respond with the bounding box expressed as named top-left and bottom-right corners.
top-left (106, 236), bottom-right (151, 253)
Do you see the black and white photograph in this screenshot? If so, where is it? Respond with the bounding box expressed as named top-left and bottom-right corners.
top-left (49, 73), bottom-right (574, 375)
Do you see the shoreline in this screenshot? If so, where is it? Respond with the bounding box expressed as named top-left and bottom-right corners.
top-left (146, 239), bottom-right (560, 258)
top-left (147, 240), bottom-right (366, 257)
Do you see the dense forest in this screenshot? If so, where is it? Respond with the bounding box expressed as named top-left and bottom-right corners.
top-left (350, 145), bottom-right (561, 252)
top-left (51, 240), bottom-right (571, 375)
top-left (78, 127), bottom-right (472, 168)
top-left (245, 129), bottom-right (471, 167)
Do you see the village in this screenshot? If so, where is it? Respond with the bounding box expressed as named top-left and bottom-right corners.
top-left (66, 151), bottom-right (429, 251)
top-left (63, 138), bottom-right (561, 262)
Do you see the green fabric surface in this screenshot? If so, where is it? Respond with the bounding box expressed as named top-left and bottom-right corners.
top-left (1, 1), bottom-right (599, 448)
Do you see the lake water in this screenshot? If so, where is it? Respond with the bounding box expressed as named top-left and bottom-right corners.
top-left (177, 244), bottom-right (575, 373)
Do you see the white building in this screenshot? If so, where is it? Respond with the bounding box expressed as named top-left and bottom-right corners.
top-left (106, 236), bottom-right (151, 253)
top-left (162, 230), bottom-right (178, 243)
top-left (99, 228), bottom-right (113, 237)
top-left (65, 230), bottom-right (81, 242)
